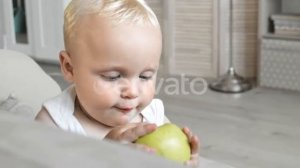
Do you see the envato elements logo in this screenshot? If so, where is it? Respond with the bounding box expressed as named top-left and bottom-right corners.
top-left (90, 74), bottom-right (208, 96)
top-left (155, 74), bottom-right (208, 95)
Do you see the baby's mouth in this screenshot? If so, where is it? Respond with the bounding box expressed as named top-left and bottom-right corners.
top-left (115, 106), bottom-right (134, 114)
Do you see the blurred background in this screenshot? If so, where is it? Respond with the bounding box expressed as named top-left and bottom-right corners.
top-left (0, 1), bottom-right (300, 168)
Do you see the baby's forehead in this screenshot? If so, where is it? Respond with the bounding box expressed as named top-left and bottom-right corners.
top-left (65, 11), bottom-right (159, 41)
top-left (72, 15), bottom-right (160, 40)
top-left (68, 23), bottom-right (161, 54)
top-left (64, 0), bottom-right (161, 50)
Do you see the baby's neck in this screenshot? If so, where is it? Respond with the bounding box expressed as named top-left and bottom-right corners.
top-left (74, 98), bottom-right (111, 139)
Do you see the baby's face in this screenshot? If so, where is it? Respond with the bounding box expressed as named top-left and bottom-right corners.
top-left (67, 15), bottom-right (162, 126)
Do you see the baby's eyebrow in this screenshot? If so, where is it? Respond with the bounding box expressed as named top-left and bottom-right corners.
top-left (93, 66), bottom-right (158, 75)
top-left (94, 66), bottom-right (126, 73)
top-left (142, 68), bottom-right (156, 72)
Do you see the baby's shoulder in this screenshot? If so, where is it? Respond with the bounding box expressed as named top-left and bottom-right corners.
top-left (141, 99), bottom-right (165, 125)
top-left (35, 107), bottom-right (58, 127)
top-left (143, 99), bottom-right (164, 114)
top-left (148, 98), bottom-right (164, 108)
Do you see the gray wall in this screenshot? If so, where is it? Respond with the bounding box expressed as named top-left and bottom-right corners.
top-left (282, 0), bottom-right (300, 13)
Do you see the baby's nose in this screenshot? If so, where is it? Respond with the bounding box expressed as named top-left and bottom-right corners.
top-left (120, 80), bottom-right (139, 99)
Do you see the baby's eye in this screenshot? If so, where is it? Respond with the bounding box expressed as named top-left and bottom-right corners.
top-left (101, 72), bottom-right (121, 81)
top-left (102, 75), bottom-right (121, 81)
top-left (139, 71), bottom-right (154, 80)
top-left (139, 71), bottom-right (155, 80)
top-left (139, 75), bottom-right (152, 80)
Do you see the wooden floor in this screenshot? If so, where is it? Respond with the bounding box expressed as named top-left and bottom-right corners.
top-left (40, 62), bottom-right (300, 168)
top-left (159, 87), bottom-right (300, 168)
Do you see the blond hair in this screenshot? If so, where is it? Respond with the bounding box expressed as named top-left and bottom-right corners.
top-left (64, 0), bottom-right (159, 47)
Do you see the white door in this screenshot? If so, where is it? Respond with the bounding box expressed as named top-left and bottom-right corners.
top-left (2, 0), bottom-right (33, 55)
top-left (0, 0), bottom-right (4, 48)
top-left (30, 0), bottom-right (66, 62)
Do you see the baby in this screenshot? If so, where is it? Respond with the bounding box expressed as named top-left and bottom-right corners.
top-left (35, 0), bottom-right (199, 165)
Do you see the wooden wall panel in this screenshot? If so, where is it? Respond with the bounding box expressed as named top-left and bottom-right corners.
top-left (173, 0), bottom-right (216, 77)
top-left (220, 0), bottom-right (258, 77)
top-left (146, 0), bottom-right (258, 78)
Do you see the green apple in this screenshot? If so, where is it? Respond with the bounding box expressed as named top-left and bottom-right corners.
top-left (135, 123), bottom-right (191, 163)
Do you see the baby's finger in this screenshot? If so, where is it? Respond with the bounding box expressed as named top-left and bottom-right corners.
top-left (182, 127), bottom-right (200, 152)
top-left (104, 123), bottom-right (138, 142)
top-left (184, 155), bottom-right (199, 167)
top-left (190, 135), bottom-right (199, 155)
top-left (122, 123), bottom-right (157, 142)
top-left (182, 127), bottom-right (193, 140)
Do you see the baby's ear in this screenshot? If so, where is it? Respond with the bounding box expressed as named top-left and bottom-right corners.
top-left (59, 51), bottom-right (74, 83)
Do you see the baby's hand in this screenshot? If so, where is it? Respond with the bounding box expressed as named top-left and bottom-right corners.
top-left (182, 127), bottom-right (200, 167)
top-left (105, 123), bottom-right (157, 143)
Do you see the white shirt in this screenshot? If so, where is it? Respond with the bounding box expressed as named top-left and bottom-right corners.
top-left (43, 86), bottom-right (166, 136)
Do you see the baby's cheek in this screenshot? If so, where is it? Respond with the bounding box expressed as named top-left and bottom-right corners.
top-left (147, 84), bottom-right (156, 96)
top-left (93, 80), bottom-right (120, 97)
top-left (140, 82), bottom-right (156, 102)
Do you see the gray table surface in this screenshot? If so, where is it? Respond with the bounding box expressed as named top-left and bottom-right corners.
top-left (0, 111), bottom-right (234, 168)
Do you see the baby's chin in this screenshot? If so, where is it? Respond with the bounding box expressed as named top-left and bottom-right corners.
top-left (120, 111), bottom-right (140, 124)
